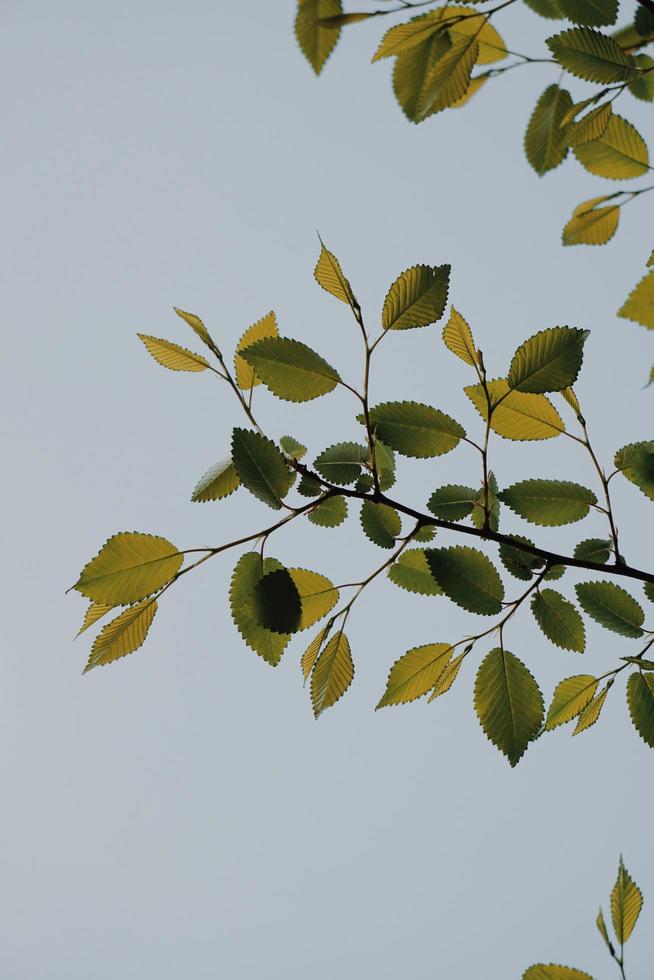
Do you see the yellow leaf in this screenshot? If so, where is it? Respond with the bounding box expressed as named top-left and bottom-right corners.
top-left (418, 36), bottom-right (479, 119)
top-left (314, 242), bottom-right (357, 307)
top-left (446, 7), bottom-right (507, 65)
top-left (611, 858), bottom-right (643, 944)
top-left (311, 630), bottom-right (354, 717)
top-left (377, 643), bottom-right (452, 708)
top-left (173, 307), bottom-right (215, 350)
top-left (288, 568), bottom-right (339, 630)
top-left (563, 196), bottom-right (620, 246)
top-left (74, 532), bottom-right (183, 605)
top-left (442, 307), bottom-right (478, 365)
top-left (572, 683), bottom-right (610, 734)
top-left (574, 114), bottom-right (649, 179)
top-left (428, 650), bottom-right (467, 700)
top-left (619, 269), bottom-right (654, 330)
top-left (234, 311), bottom-right (279, 389)
top-left (465, 379), bottom-right (565, 440)
top-left (302, 624), bottom-right (332, 680)
top-left (295, 0), bottom-right (342, 75)
top-left (138, 334), bottom-right (210, 372)
top-left (372, 8), bottom-right (448, 61)
top-left (77, 601), bottom-right (113, 636)
top-left (84, 599), bottom-right (157, 672)
top-left (561, 387), bottom-right (582, 417)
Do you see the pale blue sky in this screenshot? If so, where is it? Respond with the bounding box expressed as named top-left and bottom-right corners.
top-left (2, 2), bottom-right (653, 978)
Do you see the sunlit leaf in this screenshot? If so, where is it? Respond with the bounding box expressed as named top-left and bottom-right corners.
top-left (498, 479), bottom-right (597, 525)
top-left (231, 429), bottom-right (292, 509)
top-left (230, 554), bottom-right (290, 666)
top-left (426, 546), bottom-right (504, 614)
top-left (77, 601), bottom-right (113, 637)
top-left (596, 908), bottom-right (613, 954)
top-left (474, 648), bottom-right (544, 766)
top-left (393, 32), bottom-right (453, 122)
top-left (382, 264), bottom-right (450, 329)
top-left (428, 484), bottom-right (476, 521)
top-left (84, 599), bottom-right (157, 672)
top-left (417, 36), bottom-right (479, 119)
top-left (191, 458), bottom-right (240, 503)
top-left (428, 650), bottom-right (467, 700)
top-left (619, 270), bottom-right (654, 330)
top-left (388, 549), bottom-right (443, 595)
top-left (447, 9), bottom-right (507, 65)
top-left (241, 336), bottom-right (340, 402)
top-left (375, 441), bottom-right (397, 491)
top-left (614, 440), bottom-right (654, 500)
top-left (302, 624), bottom-right (332, 680)
top-left (523, 0), bottom-right (563, 17)
top-left (531, 588), bottom-right (585, 651)
top-left (315, 441), bottom-right (368, 484)
top-left (73, 532), bottom-right (183, 605)
top-left (311, 630), bottom-right (354, 717)
top-left (308, 495), bottom-right (348, 527)
top-left (545, 674), bottom-right (598, 729)
top-left (373, 8), bottom-right (448, 61)
top-left (627, 671), bottom-right (654, 746)
top-left (442, 307), bottom-right (478, 365)
top-left (563, 195), bottom-right (620, 246)
top-left (572, 682), bottom-right (611, 734)
top-left (525, 85), bottom-right (573, 175)
top-left (234, 311), bottom-right (279, 390)
top-left (137, 334), bottom-right (210, 372)
top-left (360, 500), bottom-right (401, 548)
top-left (547, 27), bottom-right (638, 83)
top-left (279, 435), bottom-right (308, 460)
top-left (173, 307), bottom-right (215, 351)
top-left (611, 857), bottom-right (643, 944)
top-left (314, 241), bottom-right (357, 307)
top-left (377, 642), bottom-right (452, 707)
top-left (629, 54), bottom-right (654, 101)
top-left (522, 967), bottom-right (593, 980)
top-left (366, 401), bottom-right (465, 457)
top-left (465, 379), bottom-right (565, 440)
top-left (565, 102), bottom-right (612, 146)
top-left (289, 568), bottom-right (340, 630)
top-left (295, 0), bottom-right (342, 74)
top-left (574, 115), bottom-right (649, 178)
top-left (575, 581), bottom-right (644, 637)
top-left (507, 326), bottom-right (589, 393)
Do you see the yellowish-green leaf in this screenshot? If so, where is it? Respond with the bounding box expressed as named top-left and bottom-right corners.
top-left (596, 908), bottom-right (613, 953)
top-left (574, 115), bottom-right (649, 179)
top-left (77, 601), bottom-right (113, 637)
top-left (417, 36), bottom-right (479, 119)
top-left (84, 599), bottom-right (157, 672)
top-left (231, 428), bottom-right (292, 509)
top-left (360, 500), bottom-right (401, 548)
top-left (295, 0), bottom-right (342, 74)
top-left (629, 54), bottom-right (654, 102)
top-left (382, 264), bottom-right (450, 329)
top-left (73, 532), bottom-right (183, 605)
top-left (318, 12), bottom-right (376, 26)
top-left (499, 479), bottom-right (597, 525)
top-left (288, 568), bottom-right (339, 630)
top-left (619, 269), bottom-right (654, 330)
top-left (465, 379), bottom-right (565, 440)
top-left (523, 0), bottom-right (562, 18)
top-left (474, 648), bottom-right (544, 766)
top-left (393, 32), bottom-right (453, 123)
top-left (428, 650), bottom-right (467, 700)
top-left (508, 326), bottom-right (589, 393)
top-left (377, 642), bottom-right (452, 708)
top-left (547, 27), bottom-right (638, 83)
top-left (572, 682), bottom-right (611, 734)
top-left (563, 196), bottom-right (620, 246)
top-left (366, 401), bottom-right (465, 457)
top-left (241, 336), bottom-right (341, 401)
top-left (442, 307), bottom-right (478, 365)
top-left (522, 967), bottom-right (594, 980)
top-left (545, 674), bottom-right (598, 729)
top-left (388, 548), bottom-right (443, 596)
top-left (561, 386), bottom-right (582, 416)
top-left (565, 102), bottom-right (612, 146)
top-left (531, 588), bottom-right (585, 652)
top-left (447, 8), bottom-right (507, 65)
top-left (614, 440), bottom-right (654, 500)
top-left (311, 630), bottom-right (354, 717)
top-left (525, 85), bottom-right (573, 175)
top-left (302, 623), bottom-right (332, 680)
top-left (279, 435), bottom-right (307, 460)
top-left (627, 671), bottom-right (654, 747)
top-left (372, 8), bottom-right (447, 61)
top-left (138, 334), bottom-right (210, 372)
top-left (230, 554), bottom-right (290, 666)
top-left (173, 307), bottom-right (215, 350)
top-left (314, 241), bottom-right (357, 307)
top-left (558, 0), bottom-right (618, 27)
top-left (308, 495), bottom-right (348, 527)
top-left (191, 458), bottom-right (240, 502)
top-left (611, 858), bottom-right (643, 944)
top-left (575, 581), bottom-right (644, 638)
top-left (234, 311), bottom-right (279, 389)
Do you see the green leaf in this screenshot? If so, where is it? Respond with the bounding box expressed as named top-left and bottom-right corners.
top-left (377, 642), bottom-right (452, 708)
top-left (525, 85), bottom-right (573, 175)
top-left (279, 435), bottom-right (308, 460)
top-left (417, 36), bottom-right (479, 119)
top-left (254, 568), bottom-right (302, 634)
top-left (572, 682), bottom-right (611, 734)
top-left (234, 311), bottom-right (279, 390)
top-left (627, 671), bottom-right (654, 747)
top-left (427, 484), bottom-right (476, 521)
top-left (73, 532), bottom-right (183, 605)
top-left (619, 270), bottom-right (654, 330)
top-left (544, 564), bottom-right (566, 581)
top-left (471, 472), bottom-right (501, 533)
top-left (614, 441), bottom-right (654, 500)
top-left (388, 549), bottom-right (443, 595)
top-left (645, 581), bottom-right (654, 604)
top-left (545, 674), bottom-right (598, 729)
top-left (173, 307), bottom-right (215, 351)
top-left (414, 524), bottom-right (437, 542)
top-left (314, 241), bottom-right (357, 307)
top-left (465, 379), bottom-right (565, 440)
top-left (565, 103), bottom-right (612, 147)
top-left (573, 537), bottom-right (612, 564)
top-left (531, 589), bottom-right (586, 651)
top-left (295, 0), bottom-right (342, 74)
top-left (498, 479), bottom-right (597, 525)
top-left (426, 546), bottom-right (504, 614)
top-left (241, 337), bottom-right (340, 402)
top-left (622, 657), bottom-right (654, 669)
top-left (360, 501), bottom-right (401, 548)
top-left (137, 334), bottom-right (210, 372)
top-left (191, 458), bottom-right (240, 503)
top-left (628, 54), bottom-right (654, 102)
top-left (290, 568), bottom-right (340, 630)
top-left (507, 326), bottom-right (589, 393)
top-left (442, 307), bottom-right (478, 365)
top-left (563, 195), bottom-right (620, 246)
top-left (428, 650), bottom-right (467, 700)
top-left (230, 554), bottom-right (290, 666)
top-left (318, 12), bottom-right (376, 27)
top-left (308, 495), bottom-right (348, 527)
top-left (366, 401), bottom-right (465, 457)
top-left (374, 441), bottom-right (397, 491)
top-left (574, 115), bottom-right (649, 178)
top-left (315, 441), bottom-right (367, 484)
top-left (547, 27), bottom-right (638, 83)
top-left (382, 264), bottom-right (450, 330)
top-left (393, 32), bottom-right (453, 123)
top-left (231, 429), bottom-right (292, 509)
top-left (575, 581), bottom-right (644, 637)
top-left (84, 599), bottom-right (158, 673)
top-left (311, 630), bottom-right (354, 717)
top-left (297, 473), bottom-right (323, 497)
top-left (523, 0), bottom-right (562, 17)
top-left (611, 858), bottom-right (643, 944)
top-left (522, 967), bottom-right (594, 980)
top-left (474, 648), bottom-right (544, 766)
top-left (557, 0), bottom-right (618, 27)
top-left (499, 535), bottom-right (544, 581)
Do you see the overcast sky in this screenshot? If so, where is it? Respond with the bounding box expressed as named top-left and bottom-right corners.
top-left (2, 2), bottom-right (653, 978)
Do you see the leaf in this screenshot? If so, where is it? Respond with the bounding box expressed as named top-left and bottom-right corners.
top-left (575, 581), bottom-right (644, 637)
top-left (426, 546), bottom-right (504, 614)
top-left (298, 473), bottom-right (323, 497)
top-left (254, 568), bottom-right (302, 634)
top-left (84, 600), bottom-right (158, 672)
top-left (545, 675), bottom-right (598, 729)
top-left (428, 484), bottom-right (476, 521)
top-left (241, 336), bottom-right (340, 402)
top-left (417, 36), bottom-right (479, 119)
top-left (465, 379), bottom-right (565, 440)
top-left (614, 441), bottom-right (654, 500)
top-left (572, 682), bottom-right (611, 734)
top-left (646, 581), bottom-right (654, 604)
top-left (442, 307), bottom-right (478, 365)
top-left (611, 858), bottom-right (643, 944)
top-left (191, 458), bottom-right (240, 502)
top-left (289, 569), bottom-right (340, 630)
top-left (522, 967), bottom-right (594, 980)
top-left (561, 386), bottom-right (582, 417)
top-left (547, 28), bottom-right (638, 83)
top-left (315, 441), bottom-right (367, 484)
top-left (474, 648), bottom-right (544, 766)
top-left (629, 54), bottom-right (654, 102)
top-left (372, 8), bottom-right (448, 61)
top-left (377, 642), bottom-right (452, 708)
top-left (557, 0), bottom-right (618, 27)
top-left (574, 115), bottom-right (649, 178)
top-left (173, 307), bottom-right (215, 351)
top-left (318, 12), bottom-right (376, 26)
top-left (507, 326), bottom-right (589, 393)
top-left (375, 441), bottom-right (397, 491)
top-left (382, 264), bottom-right (450, 330)
top-left (525, 85), bottom-right (573, 175)
top-left (523, 0), bottom-right (563, 17)
top-left (360, 501), bottom-right (401, 548)
top-left (563, 195), bottom-right (620, 246)
top-left (414, 524), bottom-right (437, 542)
top-left (137, 334), bottom-right (210, 372)
top-left (308, 495), bottom-right (348, 527)
top-left (279, 435), bottom-right (308, 460)
top-left (447, 9), bottom-right (507, 65)
top-left (531, 589), bottom-right (586, 651)
top-left (596, 908), bottom-right (614, 954)
top-left (231, 429), bottom-right (292, 509)
top-left (498, 479), bottom-right (597, 525)
top-left (619, 270), bottom-right (654, 330)
top-left (73, 532), bottom-right (183, 605)
top-left (565, 103), bottom-right (612, 147)
top-left (471, 472), bottom-right (501, 533)
top-left (428, 651), bottom-right (467, 700)
top-left (311, 630), bottom-right (354, 717)
top-left (622, 657), bottom-right (654, 669)
top-left (302, 624), bottom-right (332, 680)
top-left (450, 71), bottom-right (489, 108)
top-left (295, 0), bottom-right (342, 74)
top-left (499, 535), bottom-right (544, 581)
top-left (366, 401), bottom-right (465, 457)
top-left (573, 537), bottom-right (612, 564)
top-left (393, 32), bottom-right (454, 122)
top-left (314, 241), bottom-right (357, 307)
top-left (77, 601), bottom-right (113, 636)
top-left (627, 671), bottom-right (654, 747)
top-left (388, 549), bottom-right (443, 595)
top-left (234, 311), bottom-right (279, 390)
top-left (230, 554), bottom-right (290, 666)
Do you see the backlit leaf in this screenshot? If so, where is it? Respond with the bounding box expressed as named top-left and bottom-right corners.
top-left (557, 0), bottom-right (618, 27)
top-left (426, 546), bottom-right (504, 614)
top-left (375, 441), bottom-right (397, 491)
top-left (611, 858), bottom-right (643, 944)
top-left (572, 682), bottom-right (611, 734)
top-left (393, 33), bottom-right (453, 122)
top-left (465, 379), bottom-right (565, 440)
top-left (84, 599), bottom-right (157, 672)
top-left (525, 85), bottom-right (573, 175)
top-left (289, 568), bottom-right (340, 630)
top-left (498, 479), bottom-right (597, 525)
top-left (619, 270), bottom-right (654, 330)
top-left (302, 624), bottom-right (332, 680)
top-left (241, 336), bottom-right (340, 402)
top-left (596, 908), bottom-right (613, 953)
top-left (366, 401), bottom-right (465, 457)
top-left (373, 8), bottom-right (447, 61)
top-left (234, 311), bottom-right (279, 389)
top-left (191, 458), bottom-right (240, 502)
top-left (173, 307), bottom-right (215, 351)
top-left (563, 195), bottom-right (620, 246)
top-left (522, 967), bottom-right (593, 980)
top-left (77, 601), bottom-right (113, 636)
top-left (442, 307), bottom-right (478, 365)
top-left (575, 581), bottom-right (644, 637)
top-left (417, 36), bottom-right (479, 119)
top-left (377, 642), bottom-right (452, 707)
top-left (547, 27), bottom-right (638, 83)
top-left (295, 0), bottom-right (342, 74)
top-left (360, 500), bottom-right (401, 548)
top-left (545, 674), bottom-right (598, 729)
top-left (614, 440), bottom-right (654, 500)
top-left (428, 484), bottom-right (476, 521)
top-left (574, 115), bottom-right (649, 178)
top-left (507, 326), bottom-right (589, 393)
top-left (74, 532), bottom-right (183, 605)
top-left (382, 264), bottom-right (450, 329)
top-left (231, 429), bottom-right (292, 509)
top-left (428, 651), bottom-right (467, 700)
top-left (531, 588), bottom-right (586, 651)
top-left (388, 549), bottom-right (443, 595)
top-left (308, 495), bottom-right (348, 527)
top-left (311, 630), bottom-right (354, 717)
top-left (138, 334), bottom-right (210, 372)
top-left (447, 9), bottom-right (507, 65)
top-left (499, 535), bottom-right (544, 581)
top-left (523, 0), bottom-right (563, 17)
top-left (314, 241), bottom-right (357, 307)
top-left (573, 537), bottom-right (612, 564)
top-left (254, 568), bottom-right (302, 634)
top-left (565, 103), bottom-right (612, 146)
top-left (230, 554), bottom-right (290, 666)
top-left (627, 671), bottom-right (654, 747)
top-left (279, 435), bottom-right (308, 460)
top-left (629, 54), bottom-right (654, 101)
top-left (315, 441), bottom-right (368, 484)
top-left (474, 648), bottom-right (544, 766)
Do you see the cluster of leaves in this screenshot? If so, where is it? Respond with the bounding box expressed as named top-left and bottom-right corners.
top-left (523, 857), bottom-right (644, 979)
top-left (294, 0), bottom-right (654, 381)
top-left (71, 244), bottom-right (654, 767)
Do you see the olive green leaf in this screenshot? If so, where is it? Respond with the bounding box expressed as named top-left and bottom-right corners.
top-left (525, 85), bottom-right (573, 175)
top-left (77, 601), bottom-right (113, 637)
top-left (298, 473), bottom-right (323, 497)
top-left (137, 334), bottom-right (210, 372)
top-left (596, 908), bottom-right (613, 954)
top-left (531, 589), bottom-right (586, 651)
top-left (614, 441), bottom-right (654, 500)
top-left (191, 458), bottom-right (240, 503)
top-left (388, 549), bottom-right (443, 595)
top-left (314, 241), bottom-right (357, 307)
top-left (311, 630), bottom-right (354, 717)
top-left (234, 311), bottom-right (279, 390)
top-left (381, 264), bottom-right (450, 329)
top-left (73, 532), bottom-right (183, 605)
top-left (573, 538), bottom-right (612, 564)
top-left (360, 500), bottom-right (401, 548)
top-left (290, 569), bottom-right (340, 630)
top-left (575, 581), bottom-right (644, 637)
top-left (302, 623), bottom-right (332, 680)
top-left (374, 441), bottom-right (396, 491)
top-left (253, 568), bottom-right (302, 634)
top-left (173, 307), bottom-right (215, 351)
top-left (498, 479), bottom-right (597, 525)
top-left (547, 28), bottom-right (638, 84)
top-left (523, 0), bottom-right (562, 17)
top-left (565, 103), bottom-right (612, 147)
top-left (507, 326), bottom-right (589, 393)
top-left (230, 554), bottom-right (290, 666)
top-left (366, 401), bottom-right (465, 457)
top-left (279, 435), bottom-right (308, 460)
top-left (317, 12), bottom-right (376, 27)
top-left (499, 535), bottom-right (544, 581)
top-left (84, 599), bottom-right (158, 673)
top-left (572, 682), bottom-right (611, 734)
top-left (629, 53), bottom-right (654, 101)
top-left (417, 36), bottom-right (479, 120)
top-left (560, 385), bottom-right (582, 418)
top-left (574, 116), bottom-right (649, 179)
top-left (372, 8), bottom-right (446, 61)
top-left (308, 495), bottom-right (348, 527)
top-left (563, 195), bottom-right (620, 246)
top-left (426, 546), bottom-right (504, 614)
top-left (611, 858), bottom-right (643, 944)
top-left (414, 524), bottom-right (437, 542)
top-left (427, 484), bottom-right (476, 521)
top-left (645, 581), bottom-right (654, 603)
top-left (315, 441), bottom-right (368, 484)
top-left (442, 307), bottom-right (478, 365)
top-left (240, 336), bottom-right (340, 402)
top-left (448, 10), bottom-right (507, 65)
top-left (474, 648), bottom-right (544, 766)
top-left (295, 0), bottom-right (342, 74)
top-left (393, 32), bottom-right (453, 123)
top-left (470, 472), bottom-right (500, 533)
top-left (627, 671), bottom-right (654, 746)
top-left (545, 674), bottom-right (599, 729)
top-left (465, 379), bottom-right (565, 440)
top-left (231, 428), bottom-right (292, 509)
top-left (377, 642), bottom-right (453, 708)
top-left (544, 564), bottom-right (566, 582)
top-left (428, 650), bottom-right (467, 700)
top-left (558, 0), bottom-right (618, 26)
top-left (619, 269), bottom-right (654, 330)
top-left (522, 967), bottom-right (594, 980)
